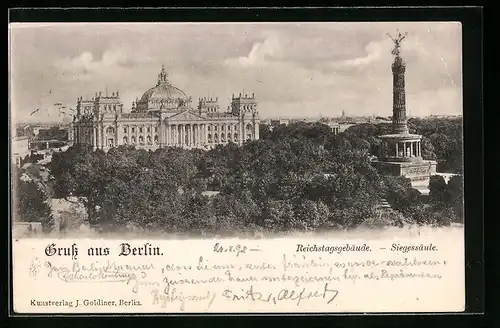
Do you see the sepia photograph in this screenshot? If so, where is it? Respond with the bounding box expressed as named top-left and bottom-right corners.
top-left (9, 20), bottom-right (468, 314)
top-left (11, 22), bottom-right (463, 238)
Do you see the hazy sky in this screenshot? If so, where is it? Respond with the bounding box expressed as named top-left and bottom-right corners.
top-left (9, 22), bottom-right (462, 123)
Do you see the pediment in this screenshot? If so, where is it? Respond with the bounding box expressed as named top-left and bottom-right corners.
top-left (167, 110), bottom-right (205, 122)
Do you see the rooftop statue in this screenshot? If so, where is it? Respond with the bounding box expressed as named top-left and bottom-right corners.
top-left (387, 30), bottom-right (408, 57)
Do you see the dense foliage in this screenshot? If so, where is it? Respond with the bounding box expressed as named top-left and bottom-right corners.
top-left (338, 117), bottom-right (462, 173)
top-left (38, 127), bottom-right (69, 141)
top-left (12, 168), bottom-right (54, 232)
top-left (47, 117), bottom-right (463, 235)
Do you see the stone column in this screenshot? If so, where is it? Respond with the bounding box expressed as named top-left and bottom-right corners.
top-left (395, 142), bottom-right (399, 157)
top-left (191, 124), bottom-right (195, 146)
top-left (95, 124), bottom-right (100, 148)
top-left (410, 142), bottom-right (414, 157)
top-left (115, 123), bottom-right (120, 148)
top-left (178, 125), bottom-right (181, 146)
top-left (101, 123), bottom-right (105, 149)
top-left (204, 124), bottom-right (208, 144)
top-left (93, 127), bottom-right (97, 148)
top-left (418, 141), bottom-right (421, 157)
top-left (175, 125), bottom-right (179, 146)
top-left (169, 124), bottom-right (173, 146)
top-left (169, 124), bottom-right (172, 146)
top-left (165, 124), bottom-right (170, 146)
top-left (199, 124), bottom-right (202, 145)
top-left (192, 124), bottom-right (195, 146)
top-left (191, 125), bottom-right (194, 146)
top-left (198, 124), bottom-right (202, 145)
top-left (181, 124), bottom-right (186, 146)
top-left (190, 124), bottom-right (194, 146)
top-left (195, 124), bottom-right (199, 145)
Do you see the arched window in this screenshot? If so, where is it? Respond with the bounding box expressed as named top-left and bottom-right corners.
top-left (147, 127), bottom-right (151, 133)
top-left (208, 126), bottom-right (211, 131)
top-left (154, 126), bottom-right (158, 133)
top-left (208, 134), bottom-right (212, 143)
top-left (214, 133), bottom-right (219, 143)
top-left (123, 136), bottom-right (128, 144)
top-left (227, 133), bottom-right (232, 142)
top-left (246, 124), bottom-right (252, 131)
top-left (222, 125), bottom-right (225, 131)
top-left (139, 136), bottom-right (144, 145)
top-left (214, 125), bottom-right (218, 131)
top-left (123, 126), bottom-right (128, 134)
top-left (131, 127), bottom-right (135, 133)
top-left (147, 136), bottom-right (152, 145)
top-left (154, 135), bottom-right (158, 144)
top-left (139, 127), bottom-right (143, 133)
top-left (234, 133), bottom-right (238, 140)
top-left (221, 133), bottom-right (225, 142)
top-left (106, 127), bottom-right (115, 134)
top-left (131, 136), bottom-right (136, 144)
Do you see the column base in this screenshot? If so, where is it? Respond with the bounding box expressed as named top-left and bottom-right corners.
top-left (374, 160), bottom-right (438, 181)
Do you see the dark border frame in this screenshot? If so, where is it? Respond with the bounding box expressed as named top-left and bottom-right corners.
top-left (6, 6), bottom-right (484, 327)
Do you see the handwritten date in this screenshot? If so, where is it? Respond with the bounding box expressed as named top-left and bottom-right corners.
top-left (213, 243), bottom-right (247, 257)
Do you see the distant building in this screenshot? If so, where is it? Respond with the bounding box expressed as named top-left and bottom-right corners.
top-left (327, 122), bottom-right (341, 135)
top-left (73, 66), bottom-right (260, 151)
top-left (12, 136), bottom-right (30, 167)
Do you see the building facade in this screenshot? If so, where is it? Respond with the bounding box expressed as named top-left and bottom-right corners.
top-left (12, 136), bottom-right (30, 167)
top-left (73, 66), bottom-right (260, 151)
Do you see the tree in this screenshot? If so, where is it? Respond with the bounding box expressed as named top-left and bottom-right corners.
top-left (345, 123), bottom-right (377, 139)
top-left (325, 133), bottom-right (352, 152)
top-left (446, 175), bottom-right (464, 222)
top-left (291, 199), bottom-right (330, 231)
top-left (14, 176), bottom-right (54, 232)
top-left (429, 175), bottom-right (448, 203)
top-left (421, 136), bottom-right (437, 160)
top-left (259, 124), bottom-right (272, 140)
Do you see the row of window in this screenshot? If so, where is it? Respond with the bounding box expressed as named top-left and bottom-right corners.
top-left (107, 126), bottom-right (160, 134)
top-left (115, 124), bottom-right (254, 134)
top-left (107, 133), bottom-right (255, 147)
top-left (122, 135), bottom-right (159, 145)
top-left (125, 126), bottom-right (157, 134)
top-left (207, 124), bottom-right (254, 132)
top-left (104, 124), bottom-right (255, 139)
top-left (207, 133), bottom-right (253, 143)
top-left (102, 104), bottom-right (120, 112)
top-left (239, 105), bottom-right (256, 111)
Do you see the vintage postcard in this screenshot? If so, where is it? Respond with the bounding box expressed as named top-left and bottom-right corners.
top-left (9, 21), bottom-right (465, 314)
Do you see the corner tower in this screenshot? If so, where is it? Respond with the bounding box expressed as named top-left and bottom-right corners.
top-left (231, 92), bottom-right (259, 145)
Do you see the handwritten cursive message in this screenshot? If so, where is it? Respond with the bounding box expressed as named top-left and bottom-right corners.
top-left (13, 229), bottom-right (465, 313)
